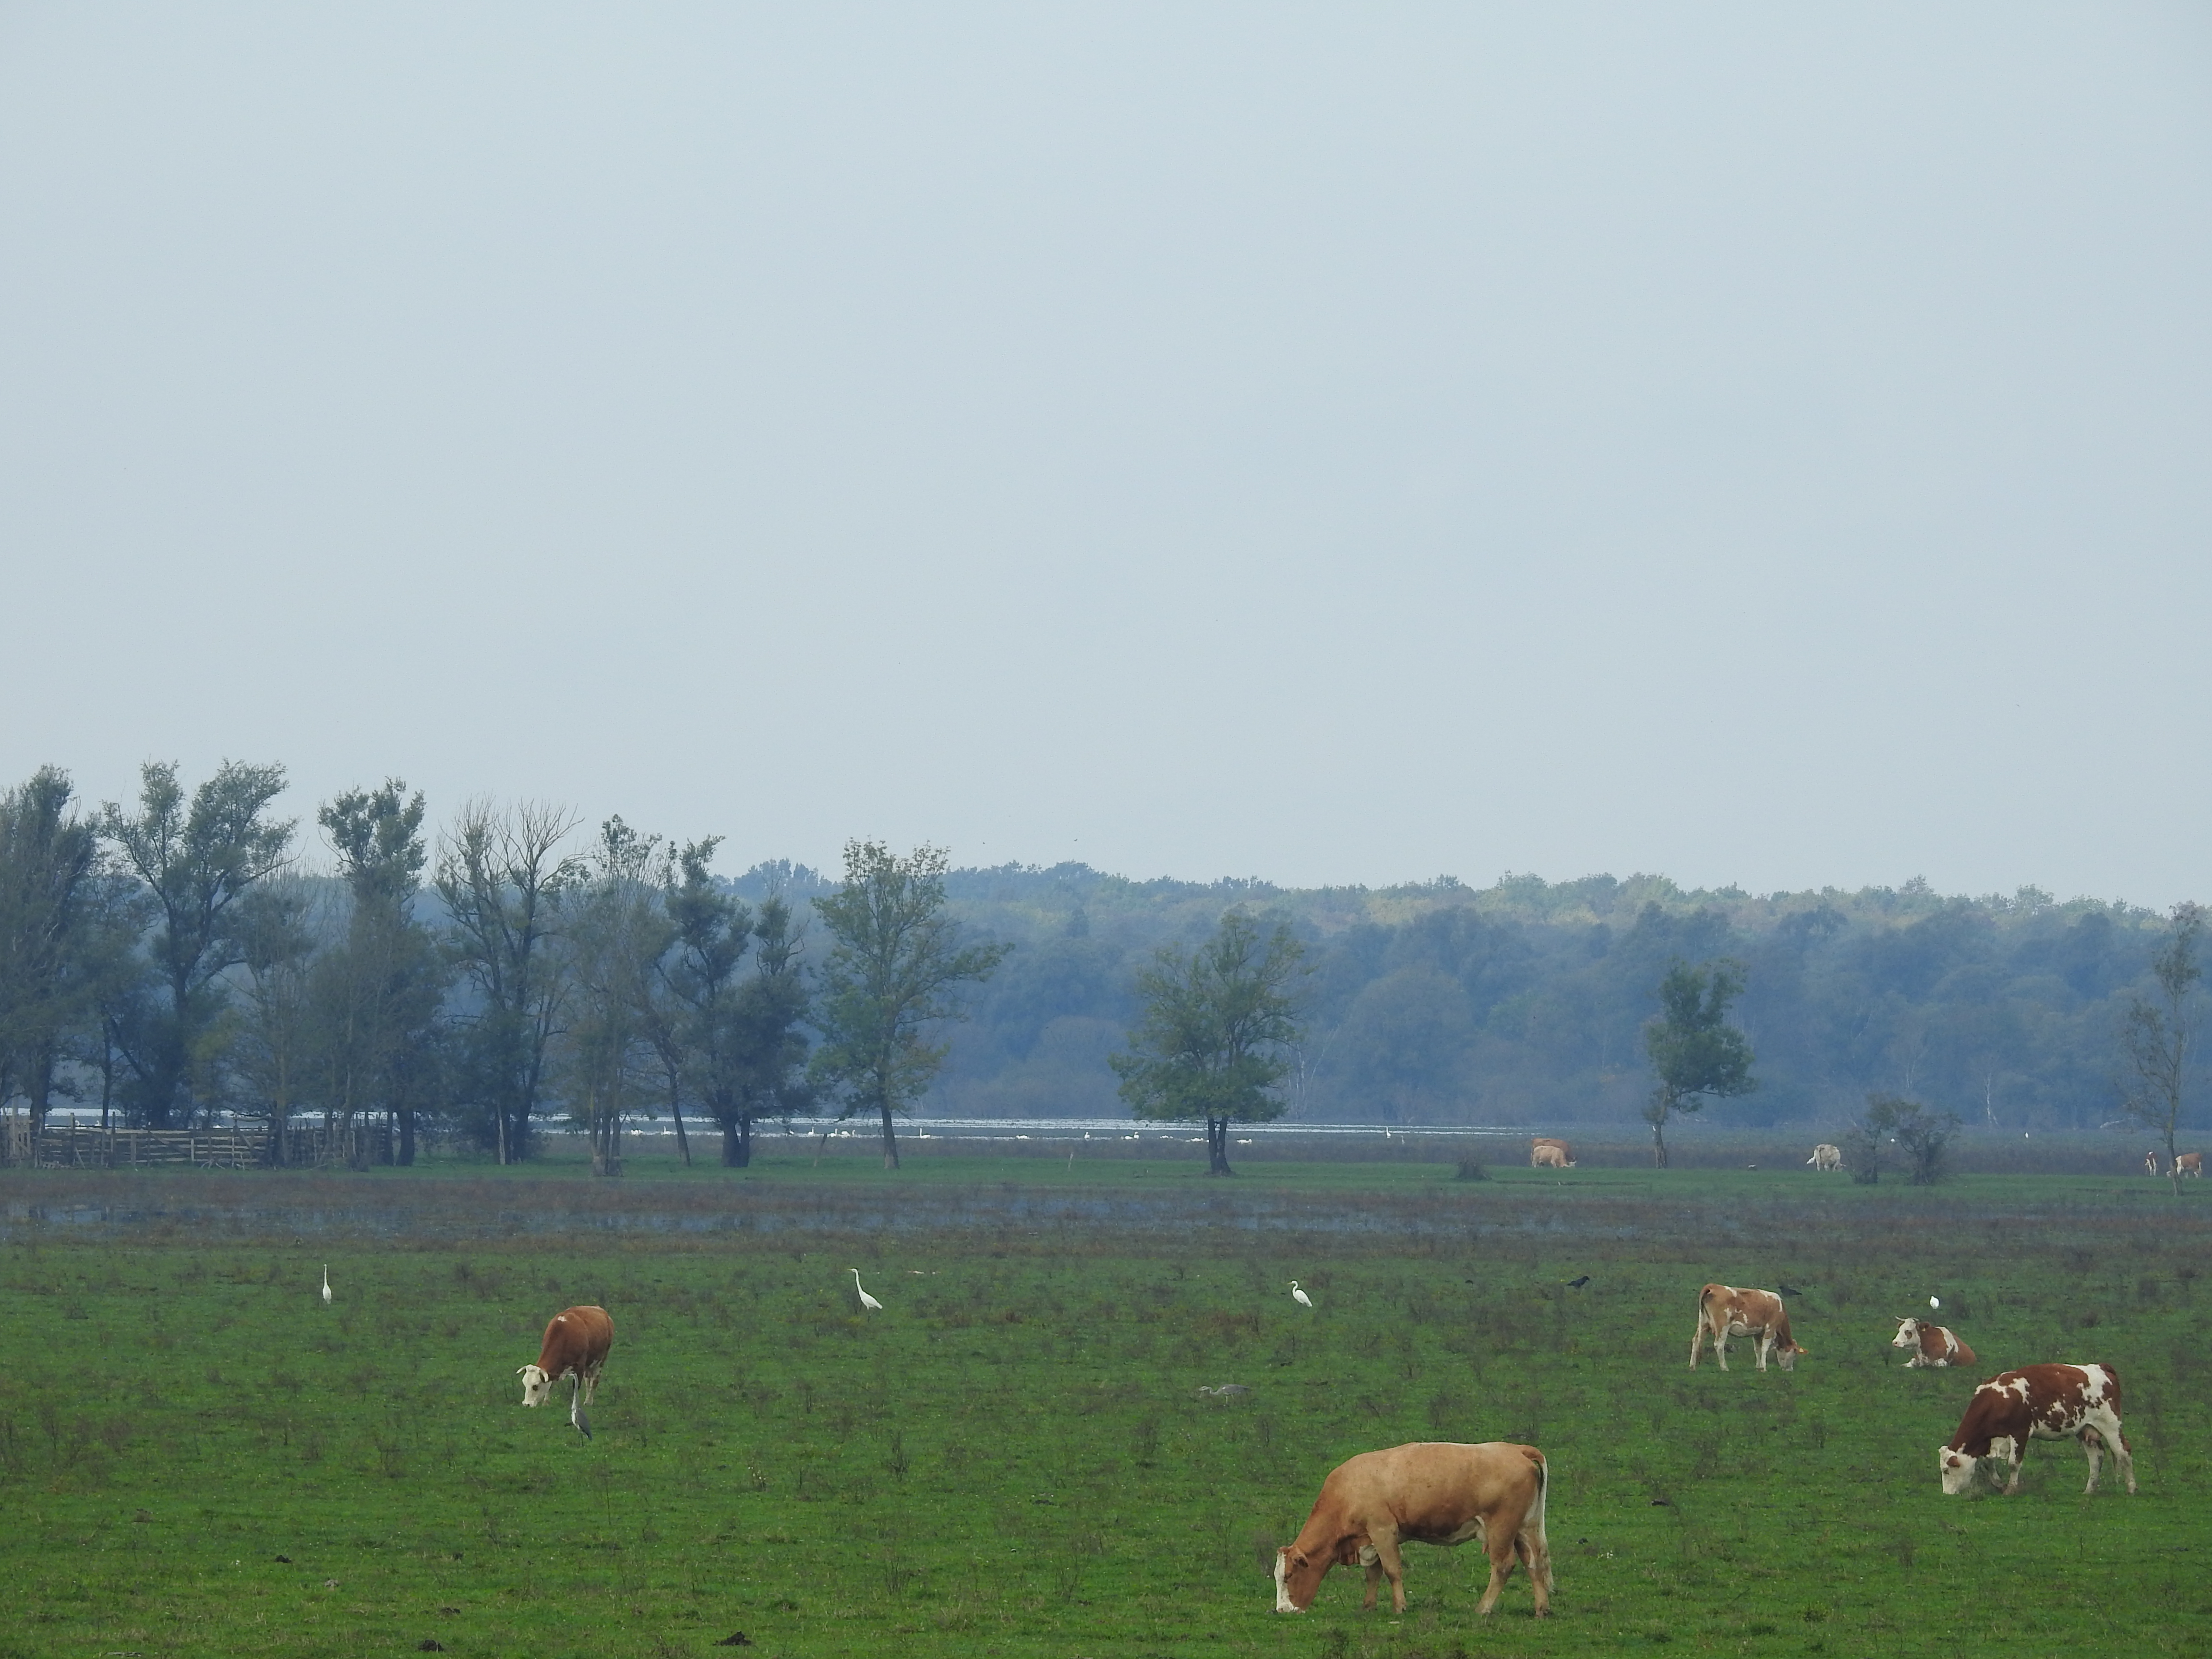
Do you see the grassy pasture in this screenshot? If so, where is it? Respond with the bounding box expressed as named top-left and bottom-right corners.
top-left (4, 1160), bottom-right (2211, 1659)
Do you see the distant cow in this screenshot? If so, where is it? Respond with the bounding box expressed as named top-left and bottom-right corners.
top-left (1689, 1284), bottom-right (1805, 1372)
top-left (1892, 1317), bottom-right (1976, 1369)
top-left (1274, 1442), bottom-right (1551, 1619)
top-left (519, 1305), bottom-right (614, 1413)
top-left (2146, 1151), bottom-right (2163, 1176)
top-left (1938, 1364), bottom-right (2134, 1496)
top-left (2179, 1153), bottom-right (2203, 1178)
top-left (1807, 1143), bottom-right (1843, 1171)
top-left (1530, 1139), bottom-right (1574, 1169)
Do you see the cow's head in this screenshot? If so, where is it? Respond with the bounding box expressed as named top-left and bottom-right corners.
top-left (518, 1364), bottom-right (553, 1407)
top-left (1273, 1548), bottom-right (1309, 1613)
top-left (1892, 1319), bottom-right (1922, 1349)
top-left (1938, 1447), bottom-right (1979, 1495)
top-left (1777, 1340), bottom-right (1806, 1371)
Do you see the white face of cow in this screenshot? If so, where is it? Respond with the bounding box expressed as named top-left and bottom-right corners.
top-left (1938, 1447), bottom-right (1978, 1495)
top-left (518, 1364), bottom-right (553, 1407)
top-left (1273, 1549), bottom-right (1302, 1614)
top-left (1893, 1319), bottom-right (1921, 1349)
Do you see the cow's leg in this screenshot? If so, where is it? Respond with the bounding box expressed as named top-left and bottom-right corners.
top-left (1513, 1516), bottom-right (1553, 1614)
top-left (1689, 1314), bottom-right (1706, 1370)
top-left (2080, 1427), bottom-right (2104, 1494)
top-left (2112, 1424), bottom-right (2138, 1494)
top-left (1753, 1331), bottom-right (1771, 1372)
top-left (1713, 1326), bottom-right (1730, 1371)
top-left (1370, 1530), bottom-right (1408, 1614)
top-left (2001, 1447), bottom-right (2024, 1495)
top-left (1475, 1527), bottom-right (1520, 1617)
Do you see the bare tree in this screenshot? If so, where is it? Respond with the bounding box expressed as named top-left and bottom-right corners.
top-left (2119, 902), bottom-right (2204, 1196)
top-left (436, 801), bottom-right (580, 1165)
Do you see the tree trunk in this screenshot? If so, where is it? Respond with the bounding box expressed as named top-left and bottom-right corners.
top-left (879, 1102), bottom-right (901, 1170)
top-left (722, 1119), bottom-right (747, 1167)
top-left (1208, 1116), bottom-right (1235, 1176)
top-left (1650, 1115), bottom-right (1670, 1168)
top-left (397, 1107), bottom-right (416, 1166)
top-left (670, 1088), bottom-right (692, 1167)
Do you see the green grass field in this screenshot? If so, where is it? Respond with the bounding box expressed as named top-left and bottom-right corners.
top-left (5, 1158), bottom-right (2210, 1658)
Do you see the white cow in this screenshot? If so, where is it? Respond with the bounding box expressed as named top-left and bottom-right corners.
top-left (1807, 1143), bottom-right (1843, 1172)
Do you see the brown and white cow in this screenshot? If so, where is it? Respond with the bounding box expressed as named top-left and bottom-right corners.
top-left (1891, 1317), bottom-right (1976, 1369)
top-left (1806, 1143), bottom-right (1843, 1172)
top-left (2178, 1152), bottom-right (2203, 1178)
top-left (2146, 1151), bottom-right (2164, 1176)
top-left (519, 1305), bottom-right (614, 1426)
top-left (1689, 1284), bottom-right (1805, 1372)
top-left (1938, 1364), bottom-right (2134, 1496)
top-left (1274, 1442), bottom-right (1551, 1619)
top-left (1530, 1139), bottom-right (1575, 1170)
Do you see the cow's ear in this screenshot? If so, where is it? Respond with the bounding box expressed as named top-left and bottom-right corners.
top-left (1291, 1550), bottom-right (1309, 1569)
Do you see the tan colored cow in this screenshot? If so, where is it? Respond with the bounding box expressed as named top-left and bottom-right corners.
top-left (2178, 1152), bottom-right (2203, 1178)
top-left (1892, 1317), bottom-right (1976, 1369)
top-left (1274, 1442), bottom-right (1551, 1619)
top-left (1530, 1139), bottom-right (1574, 1169)
top-left (1806, 1143), bottom-right (1843, 1171)
top-left (1939, 1364), bottom-right (2134, 1496)
top-left (1689, 1284), bottom-right (1805, 1372)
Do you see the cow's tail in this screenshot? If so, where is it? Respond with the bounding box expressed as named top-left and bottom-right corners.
top-left (1525, 1449), bottom-right (1553, 1590)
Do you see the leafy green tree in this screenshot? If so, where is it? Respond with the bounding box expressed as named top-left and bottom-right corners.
top-left (232, 878), bottom-right (325, 1158)
top-left (1843, 1091), bottom-right (1958, 1185)
top-left (563, 817), bottom-right (672, 1177)
top-left (812, 841), bottom-right (1007, 1169)
top-left (0, 768), bottom-right (102, 1134)
top-left (98, 761), bottom-right (294, 1129)
top-left (436, 801), bottom-right (581, 1164)
top-left (659, 842), bottom-right (814, 1168)
top-left (1112, 911), bottom-right (1306, 1176)
top-left (313, 781), bottom-right (446, 1165)
top-left (2118, 901), bottom-right (2204, 1195)
top-left (1641, 958), bottom-right (1755, 1167)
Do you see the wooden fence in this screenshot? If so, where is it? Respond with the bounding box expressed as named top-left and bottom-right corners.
top-left (4, 1118), bottom-right (396, 1169)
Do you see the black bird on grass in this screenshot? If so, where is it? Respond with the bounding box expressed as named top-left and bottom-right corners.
top-left (1778, 1283), bottom-right (1805, 1298)
top-left (1565, 1275), bottom-right (1591, 1289)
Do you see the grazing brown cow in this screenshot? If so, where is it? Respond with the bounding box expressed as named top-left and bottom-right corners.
top-left (1689, 1284), bottom-right (1805, 1372)
top-left (1530, 1139), bottom-right (1574, 1169)
top-left (2178, 1153), bottom-right (2203, 1178)
top-left (1938, 1364), bottom-right (2134, 1496)
top-left (1891, 1317), bottom-right (1976, 1369)
top-left (519, 1306), bottom-right (614, 1415)
top-left (1274, 1442), bottom-right (1551, 1619)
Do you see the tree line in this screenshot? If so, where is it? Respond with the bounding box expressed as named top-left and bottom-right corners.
top-left (0, 763), bottom-right (1005, 1171)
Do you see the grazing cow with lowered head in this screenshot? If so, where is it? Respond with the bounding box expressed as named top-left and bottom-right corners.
top-left (1939, 1364), bottom-right (2134, 1496)
top-left (519, 1305), bottom-right (614, 1417)
top-left (2179, 1152), bottom-right (2203, 1178)
top-left (1807, 1143), bottom-right (1842, 1171)
top-left (1274, 1442), bottom-right (1551, 1619)
top-left (1531, 1139), bottom-right (1574, 1169)
top-left (1892, 1317), bottom-right (1975, 1369)
top-left (1689, 1284), bottom-right (1805, 1372)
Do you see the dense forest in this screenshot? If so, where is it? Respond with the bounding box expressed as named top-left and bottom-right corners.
top-left (896, 866), bottom-right (2197, 1132)
top-left (0, 760), bottom-right (2200, 1163)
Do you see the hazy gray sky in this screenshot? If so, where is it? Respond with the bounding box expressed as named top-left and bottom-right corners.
top-left (4, 6), bottom-right (2208, 903)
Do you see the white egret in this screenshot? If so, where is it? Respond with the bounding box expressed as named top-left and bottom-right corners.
top-left (851, 1269), bottom-right (884, 1312)
top-left (322, 1265), bottom-right (332, 1306)
top-left (1930, 1295), bottom-right (1941, 1310)
top-left (1290, 1280), bottom-right (1314, 1309)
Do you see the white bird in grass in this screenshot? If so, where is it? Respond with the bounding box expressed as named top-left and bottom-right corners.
top-left (851, 1269), bottom-right (883, 1312)
top-left (1290, 1280), bottom-right (1314, 1310)
top-left (322, 1265), bottom-right (332, 1306)
top-left (1930, 1295), bottom-right (1941, 1310)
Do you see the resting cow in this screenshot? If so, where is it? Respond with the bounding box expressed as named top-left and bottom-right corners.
top-left (1530, 1139), bottom-right (1574, 1169)
top-left (1938, 1364), bottom-right (2134, 1496)
top-left (1688, 1284), bottom-right (1805, 1372)
top-left (1892, 1317), bottom-right (1975, 1369)
top-left (1274, 1442), bottom-right (1551, 1619)
top-left (1806, 1143), bottom-right (1842, 1171)
top-left (519, 1305), bottom-right (614, 1434)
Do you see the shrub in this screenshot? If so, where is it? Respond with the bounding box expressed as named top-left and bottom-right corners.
top-left (1454, 1156), bottom-right (1488, 1182)
top-left (1843, 1094), bottom-right (1958, 1186)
